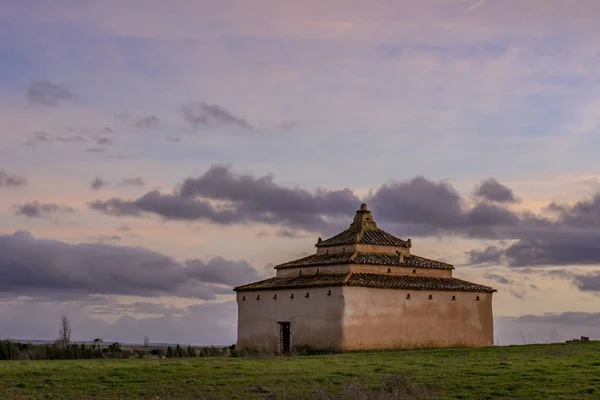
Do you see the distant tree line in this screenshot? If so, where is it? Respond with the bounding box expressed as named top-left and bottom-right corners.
top-left (1, 316), bottom-right (233, 361)
top-left (0, 340), bottom-right (233, 361)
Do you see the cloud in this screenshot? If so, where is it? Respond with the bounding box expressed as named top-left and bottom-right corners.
top-left (14, 201), bottom-right (75, 219)
top-left (87, 234), bottom-right (122, 243)
top-left (134, 115), bottom-right (160, 130)
top-left (468, 228), bottom-right (600, 268)
top-left (95, 137), bottom-right (114, 146)
top-left (474, 178), bottom-right (520, 203)
top-left (546, 195), bottom-right (600, 229)
top-left (0, 170), bottom-right (27, 188)
top-left (119, 177), bottom-right (145, 187)
top-left (26, 80), bottom-right (74, 106)
top-left (91, 177), bottom-right (109, 190)
top-left (570, 272), bottom-right (600, 293)
top-left (90, 165), bottom-right (359, 231)
top-left (0, 231), bottom-right (257, 301)
top-left (115, 113), bottom-right (161, 130)
top-left (483, 272), bottom-right (515, 285)
top-left (85, 166), bottom-right (534, 237)
top-left (88, 166), bottom-right (600, 268)
top-left (181, 102), bottom-right (253, 131)
top-left (467, 245), bottom-right (504, 264)
top-left (24, 131), bottom-right (86, 147)
top-left (184, 257), bottom-right (261, 287)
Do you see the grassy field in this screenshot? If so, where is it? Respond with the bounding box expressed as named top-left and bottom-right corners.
top-left (1, 342), bottom-right (600, 399)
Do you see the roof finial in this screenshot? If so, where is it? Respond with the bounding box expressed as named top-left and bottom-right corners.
top-left (360, 203), bottom-right (368, 211)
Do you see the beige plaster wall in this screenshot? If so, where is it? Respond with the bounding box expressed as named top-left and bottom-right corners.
top-left (355, 244), bottom-right (411, 255)
top-left (276, 264), bottom-right (451, 278)
top-left (236, 287), bottom-right (345, 352)
top-left (275, 264), bottom-right (349, 277)
top-left (315, 244), bottom-right (410, 255)
top-left (349, 265), bottom-right (452, 277)
top-left (316, 244), bottom-right (356, 255)
top-left (342, 287), bottom-right (494, 350)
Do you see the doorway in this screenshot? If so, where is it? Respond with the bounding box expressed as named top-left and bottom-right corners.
top-left (278, 322), bottom-right (291, 354)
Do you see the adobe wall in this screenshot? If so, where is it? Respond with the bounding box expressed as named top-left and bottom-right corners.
top-left (276, 264), bottom-right (451, 278)
top-left (236, 287), bottom-right (344, 352)
top-left (341, 287), bottom-right (494, 350)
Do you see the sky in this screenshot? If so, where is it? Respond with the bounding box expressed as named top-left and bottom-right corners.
top-left (2, 0), bottom-right (600, 346)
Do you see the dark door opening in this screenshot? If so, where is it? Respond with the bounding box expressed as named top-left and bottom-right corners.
top-left (278, 322), bottom-right (291, 354)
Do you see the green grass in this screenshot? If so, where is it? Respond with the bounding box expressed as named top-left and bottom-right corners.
top-left (2, 342), bottom-right (600, 399)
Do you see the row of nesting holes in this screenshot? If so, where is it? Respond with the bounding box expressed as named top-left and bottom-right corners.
top-left (298, 268), bottom-right (418, 275)
top-left (406, 294), bottom-right (480, 301)
top-left (242, 292), bottom-right (480, 301)
top-left (242, 290), bottom-right (332, 301)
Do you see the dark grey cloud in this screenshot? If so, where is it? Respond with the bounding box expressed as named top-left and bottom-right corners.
top-left (468, 229), bottom-right (600, 267)
top-left (24, 131), bottom-right (86, 147)
top-left (546, 194), bottom-right (600, 229)
top-left (571, 272), bottom-right (600, 292)
top-left (367, 177), bottom-right (519, 236)
top-left (26, 80), bottom-right (73, 106)
top-left (91, 165), bottom-right (358, 232)
top-left (0, 231), bottom-right (258, 301)
top-left (474, 178), bottom-right (520, 203)
top-left (119, 177), bottom-right (145, 187)
top-left (467, 245), bottom-right (504, 265)
top-left (0, 170), bottom-right (27, 188)
top-left (91, 177), bottom-right (108, 190)
top-left (185, 257), bottom-right (262, 287)
top-left (88, 166), bottom-right (600, 268)
top-left (14, 201), bottom-right (75, 219)
top-left (181, 102), bottom-right (253, 131)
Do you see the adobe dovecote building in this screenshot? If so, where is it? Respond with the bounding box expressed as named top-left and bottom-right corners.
top-left (234, 204), bottom-right (495, 352)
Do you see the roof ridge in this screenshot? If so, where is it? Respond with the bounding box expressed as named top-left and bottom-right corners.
top-left (409, 254), bottom-right (454, 267)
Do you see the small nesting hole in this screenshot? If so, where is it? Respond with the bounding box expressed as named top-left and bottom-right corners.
top-left (316, 269), bottom-right (320, 274)
top-left (476, 296), bottom-right (480, 301)
top-left (387, 268), bottom-right (391, 273)
top-left (406, 294), bottom-right (411, 300)
top-left (327, 290), bottom-right (332, 296)
top-left (428, 294), bottom-right (433, 300)
top-left (299, 270), bottom-right (302, 275)
top-left (451, 295), bottom-right (456, 301)
top-left (273, 294), bottom-right (277, 299)
top-left (305, 292), bottom-right (310, 298)
top-left (242, 296), bottom-right (246, 301)
top-left (290, 293), bottom-right (294, 299)
top-left (412, 269), bottom-right (417, 274)
top-left (256, 295), bottom-right (260, 300)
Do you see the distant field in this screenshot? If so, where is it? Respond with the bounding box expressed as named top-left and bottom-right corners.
top-left (1, 342), bottom-right (600, 399)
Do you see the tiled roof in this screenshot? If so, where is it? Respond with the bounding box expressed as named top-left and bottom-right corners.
top-left (316, 227), bottom-right (409, 248)
top-left (316, 204), bottom-right (409, 248)
top-left (234, 273), bottom-right (495, 293)
top-left (276, 252), bottom-right (454, 270)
